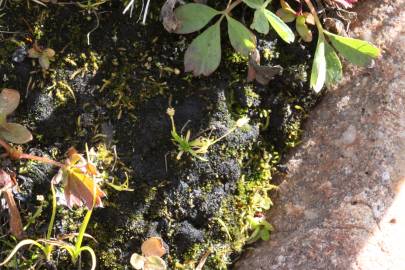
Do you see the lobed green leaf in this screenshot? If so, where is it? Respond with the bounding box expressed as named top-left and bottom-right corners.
top-left (184, 22), bottom-right (221, 76)
top-left (324, 31), bottom-right (380, 66)
top-left (226, 15), bottom-right (256, 57)
top-left (174, 3), bottom-right (220, 34)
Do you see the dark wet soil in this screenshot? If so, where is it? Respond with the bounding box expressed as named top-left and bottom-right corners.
top-left (0, 1), bottom-right (320, 269)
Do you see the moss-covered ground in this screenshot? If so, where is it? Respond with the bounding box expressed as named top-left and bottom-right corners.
top-left (0, 1), bottom-right (320, 269)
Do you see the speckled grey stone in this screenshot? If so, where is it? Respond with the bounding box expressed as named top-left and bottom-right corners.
top-left (235, 0), bottom-right (405, 269)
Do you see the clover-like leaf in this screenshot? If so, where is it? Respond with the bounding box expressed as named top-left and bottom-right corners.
top-left (226, 15), bottom-right (256, 57)
top-left (251, 9), bottom-right (270, 34)
top-left (184, 22), bottom-right (221, 76)
top-left (0, 123), bottom-right (33, 144)
top-left (324, 31), bottom-right (380, 66)
top-left (0, 89), bottom-right (20, 117)
top-left (310, 36), bottom-right (326, 93)
top-left (174, 3), bottom-right (220, 34)
top-left (325, 42), bottom-right (342, 86)
top-left (263, 9), bottom-right (295, 43)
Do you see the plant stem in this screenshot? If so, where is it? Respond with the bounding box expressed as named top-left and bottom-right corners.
top-left (18, 153), bottom-right (65, 168)
top-left (303, 0), bottom-right (324, 35)
top-left (45, 183), bottom-right (57, 261)
top-left (74, 207), bottom-right (93, 256)
top-left (226, 0), bottom-right (242, 13)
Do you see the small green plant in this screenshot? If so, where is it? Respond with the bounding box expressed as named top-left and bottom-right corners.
top-left (165, 0), bottom-right (294, 76)
top-left (164, 0), bottom-right (380, 91)
top-left (303, 0), bottom-right (380, 92)
top-left (27, 43), bottom-right (56, 70)
top-left (0, 90), bottom-right (107, 268)
top-left (167, 107), bottom-right (249, 161)
top-left (0, 89), bottom-right (32, 144)
top-left (246, 214), bottom-right (273, 243)
top-left (0, 147), bottom-right (105, 269)
top-left (276, 0), bottom-right (315, 42)
top-left (130, 237), bottom-right (167, 270)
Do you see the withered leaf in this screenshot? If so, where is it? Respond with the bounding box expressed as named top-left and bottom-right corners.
top-left (161, 0), bottom-right (181, 32)
top-left (247, 49), bottom-right (283, 85)
top-left (141, 237), bottom-right (166, 257)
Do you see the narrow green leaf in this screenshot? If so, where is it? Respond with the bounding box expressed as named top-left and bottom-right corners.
top-left (174, 3), bottom-right (220, 34)
top-left (184, 22), bottom-right (221, 76)
top-left (0, 123), bottom-right (33, 144)
top-left (263, 9), bottom-right (295, 43)
top-left (251, 9), bottom-right (269, 34)
top-left (80, 246), bottom-right (97, 270)
top-left (242, 0), bottom-right (265, 9)
top-left (226, 15), bottom-right (256, 57)
top-left (324, 30), bottom-right (380, 66)
top-left (325, 42), bottom-right (342, 87)
top-left (310, 36), bottom-right (326, 93)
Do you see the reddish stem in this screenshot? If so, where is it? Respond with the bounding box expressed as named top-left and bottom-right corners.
top-left (19, 153), bottom-right (65, 168)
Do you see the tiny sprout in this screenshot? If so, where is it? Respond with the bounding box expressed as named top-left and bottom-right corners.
top-left (167, 107), bottom-right (250, 161)
top-left (130, 237), bottom-right (167, 270)
top-left (0, 89), bottom-right (33, 144)
top-left (28, 42), bottom-right (56, 70)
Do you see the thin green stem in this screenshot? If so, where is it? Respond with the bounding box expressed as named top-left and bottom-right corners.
top-left (73, 207), bottom-right (93, 260)
top-left (303, 0), bottom-right (324, 36)
top-left (44, 183), bottom-right (57, 261)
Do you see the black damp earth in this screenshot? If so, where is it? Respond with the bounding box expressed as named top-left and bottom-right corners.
top-left (0, 1), bottom-right (319, 269)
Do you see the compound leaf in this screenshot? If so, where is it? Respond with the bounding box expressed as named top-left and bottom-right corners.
top-left (184, 22), bottom-right (221, 76)
top-left (175, 3), bottom-right (220, 34)
top-left (226, 15), bottom-right (256, 57)
top-left (324, 31), bottom-right (380, 66)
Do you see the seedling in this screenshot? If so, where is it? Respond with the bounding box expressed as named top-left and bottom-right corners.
top-left (28, 42), bottom-right (55, 70)
top-left (276, 0), bottom-right (315, 42)
top-left (246, 214), bottom-right (273, 243)
top-left (167, 107), bottom-right (249, 161)
top-left (0, 148), bottom-right (104, 269)
top-left (130, 237), bottom-right (167, 270)
top-left (0, 88), bottom-right (32, 144)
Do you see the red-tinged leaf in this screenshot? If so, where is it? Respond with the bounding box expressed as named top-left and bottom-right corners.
top-left (0, 122), bottom-right (33, 144)
top-left (184, 22), bottom-right (221, 76)
top-left (0, 89), bottom-right (20, 116)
